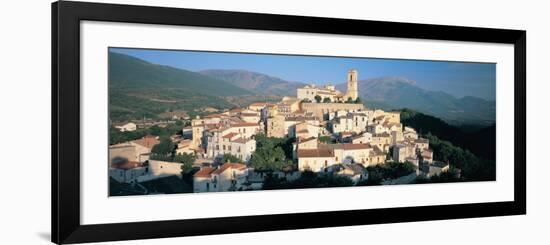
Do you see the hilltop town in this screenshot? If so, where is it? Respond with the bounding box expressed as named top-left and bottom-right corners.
top-left (109, 69), bottom-right (457, 195)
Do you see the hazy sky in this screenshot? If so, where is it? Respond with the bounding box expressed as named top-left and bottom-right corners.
top-left (111, 47), bottom-right (496, 100)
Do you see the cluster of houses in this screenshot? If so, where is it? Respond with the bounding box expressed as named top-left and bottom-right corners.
top-left (109, 69), bottom-right (452, 194)
top-left (108, 135), bottom-right (185, 186)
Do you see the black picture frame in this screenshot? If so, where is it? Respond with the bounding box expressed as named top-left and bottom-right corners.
top-left (52, 1), bottom-right (526, 244)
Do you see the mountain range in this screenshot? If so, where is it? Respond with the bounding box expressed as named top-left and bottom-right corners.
top-left (199, 69), bottom-right (307, 96)
top-left (109, 52), bottom-right (495, 125)
top-left (335, 77), bottom-right (495, 125)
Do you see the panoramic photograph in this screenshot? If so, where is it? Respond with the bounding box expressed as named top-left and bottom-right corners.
top-left (108, 47), bottom-right (496, 196)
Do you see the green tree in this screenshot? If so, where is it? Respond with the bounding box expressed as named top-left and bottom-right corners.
top-left (346, 97), bottom-right (353, 103)
top-left (174, 152), bottom-right (195, 164)
top-left (319, 136), bottom-right (334, 144)
top-left (424, 133), bottom-right (494, 181)
top-left (109, 127), bottom-right (148, 145)
top-left (263, 171), bottom-right (354, 189)
top-left (219, 153), bottom-right (241, 163)
top-left (364, 161), bottom-right (416, 182)
top-left (249, 146), bottom-right (289, 171)
top-left (314, 95), bottom-right (322, 103)
top-left (322, 97), bottom-right (331, 103)
top-left (151, 137), bottom-right (175, 156)
top-left (355, 97), bottom-right (362, 104)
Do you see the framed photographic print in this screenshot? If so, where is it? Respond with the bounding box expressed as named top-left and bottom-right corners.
top-left (52, 1), bottom-right (526, 244)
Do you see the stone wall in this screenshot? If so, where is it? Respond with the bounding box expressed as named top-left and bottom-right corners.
top-left (301, 102), bottom-right (364, 119)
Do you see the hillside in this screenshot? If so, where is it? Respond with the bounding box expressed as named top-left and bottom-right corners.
top-left (336, 77), bottom-right (496, 126)
top-left (110, 52), bottom-right (251, 96)
top-left (399, 109), bottom-right (495, 160)
top-left (109, 52), bottom-right (252, 121)
top-left (200, 69), bottom-right (306, 96)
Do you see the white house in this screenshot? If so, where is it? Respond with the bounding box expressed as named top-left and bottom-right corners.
top-left (193, 163), bottom-right (249, 193)
top-left (115, 122), bottom-right (137, 132)
top-left (175, 139), bottom-right (194, 155)
top-left (330, 163), bottom-right (369, 184)
top-left (109, 160), bottom-right (147, 184)
top-left (331, 112), bottom-right (368, 134)
top-left (351, 132), bottom-right (372, 144)
top-left (393, 143), bottom-right (416, 163)
top-left (297, 148), bottom-right (336, 172)
top-left (206, 130), bottom-right (256, 162)
top-left (136, 160), bottom-right (183, 182)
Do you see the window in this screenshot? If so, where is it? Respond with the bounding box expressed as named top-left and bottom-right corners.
top-left (223, 145), bottom-right (226, 150)
top-left (216, 145), bottom-right (219, 150)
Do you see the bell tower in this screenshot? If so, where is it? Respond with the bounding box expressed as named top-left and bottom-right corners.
top-left (346, 69), bottom-right (358, 101)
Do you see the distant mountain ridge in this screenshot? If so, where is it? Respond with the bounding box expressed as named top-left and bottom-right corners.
top-left (200, 69), bottom-right (307, 96)
top-left (336, 77), bottom-right (495, 125)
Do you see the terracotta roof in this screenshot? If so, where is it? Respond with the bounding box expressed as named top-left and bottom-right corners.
top-left (111, 161), bottom-right (143, 170)
top-left (193, 167), bottom-right (216, 178)
top-left (231, 137), bottom-right (254, 144)
top-left (131, 135), bottom-right (160, 149)
top-left (231, 122), bottom-right (259, 127)
top-left (297, 148), bottom-right (334, 158)
top-left (212, 163), bottom-right (247, 175)
top-left (342, 143), bottom-right (371, 150)
top-left (240, 113), bottom-right (259, 117)
top-left (222, 132), bottom-right (239, 139)
top-left (340, 131), bottom-right (353, 136)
